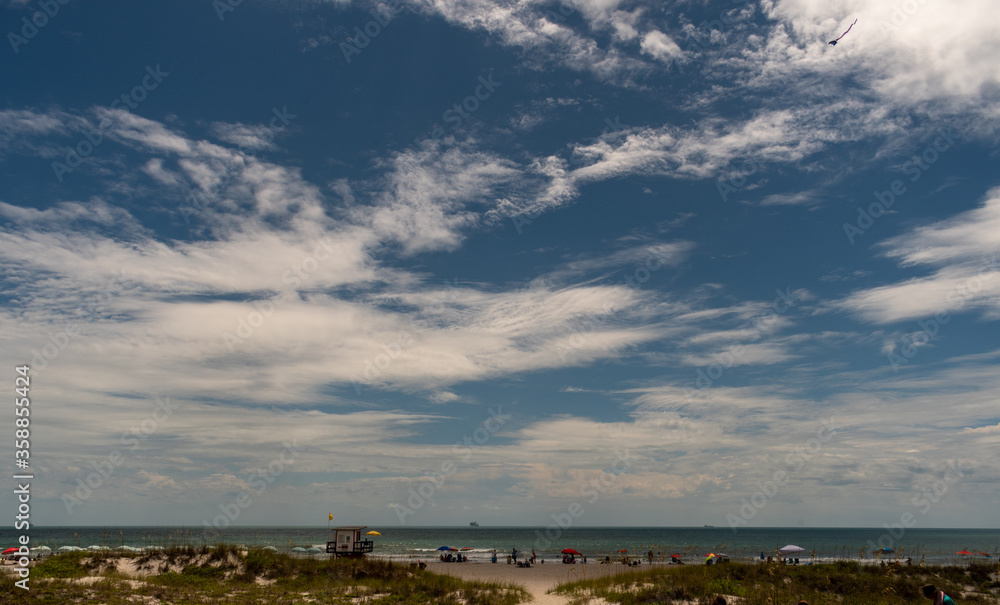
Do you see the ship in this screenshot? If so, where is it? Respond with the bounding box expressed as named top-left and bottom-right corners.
top-left (469, 521), bottom-right (479, 527)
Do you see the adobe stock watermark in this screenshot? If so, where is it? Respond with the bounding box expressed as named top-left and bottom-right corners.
top-left (180, 106), bottom-right (296, 225)
top-left (866, 460), bottom-right (965, 554)
top-left (61, 397), bottom-right (180, 514)
top-left (887, 255), bottom-right (996, 370)
top-left (28, 270), bottom-right (130, 374)
top-left (202, 440), bottom-right (306, 536)
top-left (533, 450), bottom-right (633, 550)
top-left (512, 114), bottom-right (626, 235)
top-left (413, 71), bottom-right (502, 147)
top-left (554, 253), bottom-right (672, 362)
top-left (843, 126), bottom-right (958, 244)
top-left (7, 0), bottom-right (71, 54)
top-left (213, 0), bottom-right (246, 22)
top-left (222, 236), bottom-right (337, 352)
top-left (726, 417), bottom-right (837, 532)
top-left (51, 65), bottom-right (170, 182)
top-left (687, 287), bottom-right (803, 394)
top-left (680, 0), bottom-right (755, 57)
top-left (716, 154), bottom-right (764, 201)
top-left (392, 406), bottom-right (510, 523)
top-left (340, 0), bottom-right (406, 63)
top-left (877, 0), bottom-right (931, 34)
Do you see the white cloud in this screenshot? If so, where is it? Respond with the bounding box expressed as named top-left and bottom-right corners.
top-left (640, 29), bottom-right (682, 63)
top-left (838, 189), bottom-right (1000, 323)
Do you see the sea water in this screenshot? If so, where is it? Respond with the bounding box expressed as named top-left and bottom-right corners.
top-left (4, 526), bottom-right (997, 565)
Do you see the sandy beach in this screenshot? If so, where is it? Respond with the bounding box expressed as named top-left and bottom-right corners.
top-left (425, 560), bottom-right (645, 604)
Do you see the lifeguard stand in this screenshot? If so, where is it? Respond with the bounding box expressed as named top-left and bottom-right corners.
top-left (326, 526), bottom-right (374, 558)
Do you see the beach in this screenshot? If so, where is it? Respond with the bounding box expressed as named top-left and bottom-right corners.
top-left (425, 560), bottom-right (644, 604)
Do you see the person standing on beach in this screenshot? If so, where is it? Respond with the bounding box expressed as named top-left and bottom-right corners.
top-left (511, 547), bottom-right (517, 564)
top-left (922, 584), bottom-right (956, 605)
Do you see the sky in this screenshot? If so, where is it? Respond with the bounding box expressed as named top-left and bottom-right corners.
top-left (1, 0), bottom-right (999, 531)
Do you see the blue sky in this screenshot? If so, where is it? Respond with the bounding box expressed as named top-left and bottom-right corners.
top-left (2, 0), bottom-right (999, 530)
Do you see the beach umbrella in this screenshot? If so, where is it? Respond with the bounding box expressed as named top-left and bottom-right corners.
top-left (31, 546), bottom-right (51, 552)
top-left (460, 547), bottom-right (474, 551)
top-left (306, 547), bottom-right (323, 553)
top-left (976, 552), bottom-right (991, 557)
top-left (437, 546), bottom-right (453, 551)
top-left (778, 544), bottom-right (806, 554)
top-left (2, 547), bottom-right (18, 555)
top-left (955, 550), bottom-right (974, 555)
top-left (366, 531), bottom-right (381, 536)
top-left (561, 548), bottom-right (582, 555)
top-left (670, 554), bottom-right (683, 558)
top-left (291, 547), bottom-right (307, 552)
top-left (618, 549), bottom-right (629, 553)
top-left (262, 546), bottom-right (278, 551)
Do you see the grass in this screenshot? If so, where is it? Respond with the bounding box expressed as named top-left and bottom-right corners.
top-left (552, 560), bottom-right (1000, 605)
top-left (0, 544), bottom-right (530, 604)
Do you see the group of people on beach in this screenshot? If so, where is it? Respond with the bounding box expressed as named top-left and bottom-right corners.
top-left (709, 584), bottom-right (956, 604)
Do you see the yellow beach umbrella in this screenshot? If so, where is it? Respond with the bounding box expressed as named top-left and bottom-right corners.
top-left (366, 530), bottom-right (381, 536)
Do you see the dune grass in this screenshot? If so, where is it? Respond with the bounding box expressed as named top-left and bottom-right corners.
top-left (552, 560), bottom-right (1000, 605)
top-left (1, 544), bottom-right (530, 604)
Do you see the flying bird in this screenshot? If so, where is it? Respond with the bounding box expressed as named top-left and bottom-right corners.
top-left (828, 18), bottom-right (857, 45)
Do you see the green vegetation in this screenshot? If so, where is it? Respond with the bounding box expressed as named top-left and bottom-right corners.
top-left (552, 561), bottom-right (1000, 605)
top-left (1, 544), bottom-right (530, 604)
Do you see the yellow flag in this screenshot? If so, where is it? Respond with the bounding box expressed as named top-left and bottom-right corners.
top-left (329, 513), bottom-right (333, 521)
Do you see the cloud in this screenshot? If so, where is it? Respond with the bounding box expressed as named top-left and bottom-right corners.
top-left (640, 29), bottom-right (683, 63)
top-left (837, 189), bottom-right (1000, 323)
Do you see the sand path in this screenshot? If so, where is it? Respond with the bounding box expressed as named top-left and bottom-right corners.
top-left (426, 561), bottom-right (630, 604)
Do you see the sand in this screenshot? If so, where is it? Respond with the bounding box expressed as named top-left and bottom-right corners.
top-left (425, 561), bottom-right (639, 604)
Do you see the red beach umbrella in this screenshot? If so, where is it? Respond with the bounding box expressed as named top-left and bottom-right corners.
top-left (2, 547), bottom-right (19, 555)
top-left (561, 548), bottom-right (582, 555)
top-left (460, 547), bottom-right (474, 551)
top-left (618, 549), bottom-right (629, 553)
top-left (976, 552), bottom-right (991, 557)
top-left (955, 550), bottom-right (974, 555)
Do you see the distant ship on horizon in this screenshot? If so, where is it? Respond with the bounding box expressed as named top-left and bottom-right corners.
top-left (469, 521), bottom-right (480, 527)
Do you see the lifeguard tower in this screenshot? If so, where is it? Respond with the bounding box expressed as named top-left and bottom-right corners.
top-left (326, 526), bottom-right (374, 558)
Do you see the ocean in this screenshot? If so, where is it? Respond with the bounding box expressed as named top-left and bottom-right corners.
top-left (4, 526), bottom-right (998, 566)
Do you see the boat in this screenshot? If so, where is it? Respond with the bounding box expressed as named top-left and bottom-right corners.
top-left (469, 521), bottom-right (479, 527)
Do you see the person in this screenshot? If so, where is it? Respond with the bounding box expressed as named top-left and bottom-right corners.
top-left (512, 547), bottom-right (518, 564)
top-left (491, 550), bottom-right (497, 564)
top-left (922, 584), bottom-right (956, 605)
top-left (712, 597), bottom-right (727, 605)
top-left (507, 554), bottom-right (512, 564)
top-left (531, 549), bottom-right (536, 564)
top-left (648, 549), bottom-right (654, 564)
